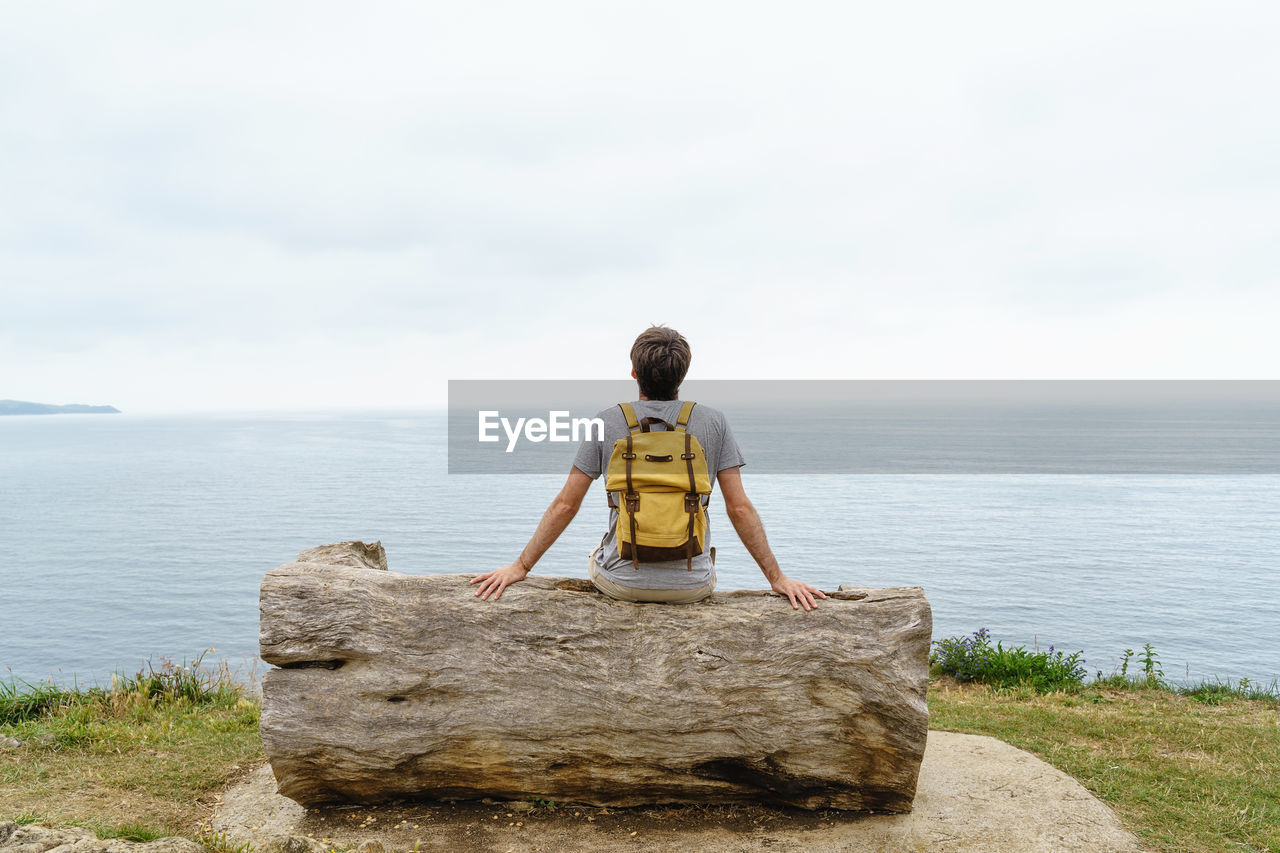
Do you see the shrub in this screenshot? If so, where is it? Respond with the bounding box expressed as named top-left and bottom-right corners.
top-left (931, 628), bottom-right (1087, 692)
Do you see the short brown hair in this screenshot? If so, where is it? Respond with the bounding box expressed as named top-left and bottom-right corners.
top-left (630, 325), bottom-right (691, 401)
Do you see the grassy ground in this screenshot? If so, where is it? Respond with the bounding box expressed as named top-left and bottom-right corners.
top-left (929, 679), bottom-right (1280, 853)
top-left (2, 666), bottom-right (1277, 852)
top-left (0, 659), bottom-right (263, 843)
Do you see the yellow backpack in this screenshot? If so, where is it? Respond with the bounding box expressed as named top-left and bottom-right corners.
top-left (604, 401), bottom-right (712, 570)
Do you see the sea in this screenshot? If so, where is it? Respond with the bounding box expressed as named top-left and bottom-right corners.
top-left (1, 409), bottom-right (1277, 689)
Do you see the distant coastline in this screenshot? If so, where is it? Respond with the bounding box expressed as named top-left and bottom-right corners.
top-left (0, 399), bottom-right (121, 416)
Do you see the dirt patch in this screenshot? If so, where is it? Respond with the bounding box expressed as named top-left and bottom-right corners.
top-left (209, 732), bottom-right (1145, 852)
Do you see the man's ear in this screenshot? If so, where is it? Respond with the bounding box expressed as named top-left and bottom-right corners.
top-left (630, 368), bottom-right (637, 380)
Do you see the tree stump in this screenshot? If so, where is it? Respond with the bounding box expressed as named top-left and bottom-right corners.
top-left (259, 542), bottom-right (931, 811)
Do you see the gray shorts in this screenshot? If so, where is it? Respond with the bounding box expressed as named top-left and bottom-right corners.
top-left (587, 546), bottom-right (715, 604)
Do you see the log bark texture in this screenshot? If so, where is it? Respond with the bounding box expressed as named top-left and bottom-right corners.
top-left (259, 542), bottom-right (931, 812)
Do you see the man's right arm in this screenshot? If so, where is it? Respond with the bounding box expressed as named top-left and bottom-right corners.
top-left (717, 466), bottom-right (827, 611)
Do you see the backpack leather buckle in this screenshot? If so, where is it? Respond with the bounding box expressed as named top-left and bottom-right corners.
top-left (685, 492), bottom-right (700, 510)
top-left (680, 452), bottom-right (696, 460)
top-left (625, 492), bottom-right (640, 512)
top-left (621, 452), bottom-right (637, 460)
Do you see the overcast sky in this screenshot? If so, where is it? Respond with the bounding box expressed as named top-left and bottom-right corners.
top-left (2, 2), bottom-right (1277, 412)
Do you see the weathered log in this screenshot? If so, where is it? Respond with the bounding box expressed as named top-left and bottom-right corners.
top-left (259, 542), bottom-right (931, 812)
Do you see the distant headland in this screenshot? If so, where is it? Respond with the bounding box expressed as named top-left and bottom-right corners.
top-left (0, 399), bottom-right (121, 415)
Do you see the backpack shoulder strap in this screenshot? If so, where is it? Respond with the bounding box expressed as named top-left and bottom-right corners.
top-left (675, 400), bottom-right (696, 431)
top-left (618, 402), bottom-right (641, 434)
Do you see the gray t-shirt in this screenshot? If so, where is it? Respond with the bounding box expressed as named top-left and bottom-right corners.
top-left (572, 400), bottom-right (745, 589)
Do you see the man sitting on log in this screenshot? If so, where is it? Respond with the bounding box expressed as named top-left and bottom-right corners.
top-left (470, 325), bottom-right (827, 610)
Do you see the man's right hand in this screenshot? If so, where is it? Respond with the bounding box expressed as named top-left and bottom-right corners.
top-left (770, 575), bottom-right (828, 611)
top-left (718, 467), bottom-right (826, 611)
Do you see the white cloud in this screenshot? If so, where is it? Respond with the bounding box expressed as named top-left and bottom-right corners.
top-left (2, 1), bottom-right (1277, 411)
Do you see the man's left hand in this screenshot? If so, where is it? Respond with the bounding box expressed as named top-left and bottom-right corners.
top-left (470, 563), bottom-right (529, 601)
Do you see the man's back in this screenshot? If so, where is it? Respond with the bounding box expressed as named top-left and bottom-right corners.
top-left (573, 399), bottom-right (744, 590)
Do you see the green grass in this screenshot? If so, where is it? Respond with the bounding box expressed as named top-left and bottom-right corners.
top-left (100, 822), bottom-right (168, 842)
top-left (0, 680), bottom-right (73, 726)
top-left (1, 651), bottom-right (246, 726)
top-left (929, 631), bottom-right (1279, 850)
top-left (0, 653), bottom-right (263, 845)
top-left (198, 829), bottom-right (257, 853)
top-left (932, 630), bottom-right (1280, 705)
top-left (930, 679), bottom-right (1280, 853)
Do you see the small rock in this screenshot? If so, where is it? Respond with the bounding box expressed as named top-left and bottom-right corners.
top-left (269, 836), bottom-right (329, 853)
top-left (509, 802), bottom-right (534, 812)
top-left (1, 737), bottom-right (21, 749)
top-left (354, 842), bottom-right (384, 853)
top-left (2, 823), bottom-right (95, 852)
top-left (0, 824), bottom-right (201, 853)
top-left (126, 839), bottom-right (205, 853)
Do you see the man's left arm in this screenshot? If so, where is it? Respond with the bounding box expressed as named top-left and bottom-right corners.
top-left (470, 466), bottom-right (594, 601)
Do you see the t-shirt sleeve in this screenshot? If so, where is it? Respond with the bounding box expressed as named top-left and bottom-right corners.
top-left (573, 414), bottom-right (608, 479)
top-left (572, 438), bottom-right (602, 479)
top-left (716, 414), bottom-right (747, 472)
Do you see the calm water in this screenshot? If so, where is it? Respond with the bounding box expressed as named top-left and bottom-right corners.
top-left (1, 411), bottom-right (1277, 687)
